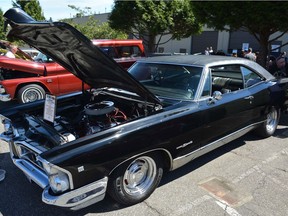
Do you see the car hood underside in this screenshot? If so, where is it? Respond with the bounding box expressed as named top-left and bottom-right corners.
top-left (3, 8), bottom-right (161, 106)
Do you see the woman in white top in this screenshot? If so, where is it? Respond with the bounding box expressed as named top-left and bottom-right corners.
top-left (5, 44), bottom-right (17, 58)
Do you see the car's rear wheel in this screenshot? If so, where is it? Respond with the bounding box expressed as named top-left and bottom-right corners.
top-left (17, 84), bottom-right (46, 103)
top-left (108, 153), bottom-right (163, 205)
top-left (255, 106), bottom-right (280, 138)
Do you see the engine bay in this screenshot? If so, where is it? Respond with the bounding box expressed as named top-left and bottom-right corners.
top-left (16, 90), bottom-right (162, 150)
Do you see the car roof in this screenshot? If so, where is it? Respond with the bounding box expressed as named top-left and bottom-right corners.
top-left (139, 55), bottom-right (248, 65)
top-left (137, 55), bottom-right (275, 80)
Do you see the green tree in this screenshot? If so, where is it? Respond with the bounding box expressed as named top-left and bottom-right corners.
top-left (192, 1), bottom-right (288, 67)
top-left (64, 17), bottom-right (127, 40)
top-left (65, 5), bottom-right (126, 39)
top-left (13, 0), bottom-right (45, 20)
top-left (68, 5), bottom-right (92, 18)
top-left (0, 8), bottom-right (6, 40)
top-left (109, 0), bottom-right (202, 53)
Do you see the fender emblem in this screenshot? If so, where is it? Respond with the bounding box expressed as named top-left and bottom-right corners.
top-left (78, 166), bottom-right (84, 172)
top-left (176, 141), bottom-right (193, 149)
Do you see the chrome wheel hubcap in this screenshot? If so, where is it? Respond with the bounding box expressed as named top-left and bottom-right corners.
top-left (266, 107), bottom-right (278, 133)
top-left (22, 88), bottom-right (44, 102)
top-left (123, 156), bottom-right (157, 197)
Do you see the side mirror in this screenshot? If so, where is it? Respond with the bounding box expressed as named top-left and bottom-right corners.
top-left (212, 91), bottom-right (222, 100)
top-left (208, 91), bottom-right (222, 105)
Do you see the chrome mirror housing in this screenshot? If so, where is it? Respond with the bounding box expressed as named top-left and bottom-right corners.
top-left (212, 91), bottom-right (222, 100)
top-left (208, 91), bottom-right (222, 105)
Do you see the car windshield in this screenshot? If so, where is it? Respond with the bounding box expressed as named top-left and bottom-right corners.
top-left (129, 62), bottom-right (203, 100)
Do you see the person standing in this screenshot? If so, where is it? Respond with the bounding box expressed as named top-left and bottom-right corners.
top-left (209, 46), bottom-right (214, 55)
top-left (205, 47), bottom-right (210, 55)
top-left (276, 51), bottom-right (287, 76)
top-left (244, 48), bottom-right (256, 61)
top-left (5, 44), bottom-right (17, 58)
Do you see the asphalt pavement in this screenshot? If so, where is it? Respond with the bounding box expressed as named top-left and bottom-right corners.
top-left (0, 101), bottom-right (288, 216)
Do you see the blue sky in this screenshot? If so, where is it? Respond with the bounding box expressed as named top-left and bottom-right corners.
top-left (1, 0), bottom-right (114, 20)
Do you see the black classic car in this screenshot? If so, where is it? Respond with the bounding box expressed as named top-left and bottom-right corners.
top-left (1, 8), bottom-right (288, 210)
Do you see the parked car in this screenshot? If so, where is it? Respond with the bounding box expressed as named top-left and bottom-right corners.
top-left (92, 39), bottom-right (145, 69)
top-left (1, 8), bottom-right (288, 211)
top-left (0, 53), bottom-right (86, 103)
top-left (0, 37), bottom-right (145, 104)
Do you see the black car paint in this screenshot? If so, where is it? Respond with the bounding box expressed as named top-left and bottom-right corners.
top-left (2, 7), bottom-right (288, 209)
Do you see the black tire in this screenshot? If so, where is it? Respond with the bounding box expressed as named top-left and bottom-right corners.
top-left (108, 153), bottom-right (163, 205)
top-left (255, 106), bottom-right (280, 138)
top-left (17, 84), bottom-right (46, 103)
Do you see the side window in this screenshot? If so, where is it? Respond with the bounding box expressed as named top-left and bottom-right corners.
top-left (99, 47), bottom-right (117, 58)
top-left (210, 65), bottom-right (244, 94)
top-left (132, 46), bottom-right (143, 57)
top-left (118, 46), bottom-right (131, 57)
top-left (116, 46), bottom-right (143, 58)
top-left (241, 66), bottom-right (262, 88)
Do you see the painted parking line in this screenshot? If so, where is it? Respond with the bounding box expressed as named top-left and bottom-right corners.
top-left (216, 200), bottom-right (242, 216)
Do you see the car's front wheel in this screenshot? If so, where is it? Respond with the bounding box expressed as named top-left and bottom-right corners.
top-left (255, 106), bottom-right (280, 138)
top-left (108, 153), bottom-right (163, 205)
top-left (17, 84), bottom-right (46, 103)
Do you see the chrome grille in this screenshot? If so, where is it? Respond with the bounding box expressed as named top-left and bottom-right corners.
top-left (13, 141), bottom-right (44, 170)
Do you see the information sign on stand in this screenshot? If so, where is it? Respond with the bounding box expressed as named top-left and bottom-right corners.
top-left (43, 94), bottom-right (56, 123)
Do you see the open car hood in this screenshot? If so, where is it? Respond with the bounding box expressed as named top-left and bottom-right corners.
top-left (4, 8), bottom-right (161, 106)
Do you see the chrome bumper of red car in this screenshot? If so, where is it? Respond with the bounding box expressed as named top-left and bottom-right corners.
top-left (0, 94), bottom-right (11, 101)
top-left (0, 84), bottom-right (11, 101)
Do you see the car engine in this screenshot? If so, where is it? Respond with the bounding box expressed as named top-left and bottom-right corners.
top-left (18, 92), bottom-right (158, 150)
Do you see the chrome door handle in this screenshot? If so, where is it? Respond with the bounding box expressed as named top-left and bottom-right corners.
top-left (244, 96), bottom-right (254, 100)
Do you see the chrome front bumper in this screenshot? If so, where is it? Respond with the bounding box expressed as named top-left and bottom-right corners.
top-left (43, 177), bottom-right (108, 211)
top-left (0, 133), bottom-right (108, 210)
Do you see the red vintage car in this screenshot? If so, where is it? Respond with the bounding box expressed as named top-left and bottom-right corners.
top-left (0, 39), bottom-right (145, 103)
top-left (92, 39), bottom-right (146, 69)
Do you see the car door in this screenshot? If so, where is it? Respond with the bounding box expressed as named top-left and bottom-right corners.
top-left (197, 64), bottom-right (267, 147)
top-left (169, 64), bottom-right (252, 160)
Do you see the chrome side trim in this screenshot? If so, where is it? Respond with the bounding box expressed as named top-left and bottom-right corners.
top-left (13, 158), bottom-right (49, 188)
top-left (42, 177), bottom-right (108, 210)
top-left (172, 121), bottom-right (263, 170)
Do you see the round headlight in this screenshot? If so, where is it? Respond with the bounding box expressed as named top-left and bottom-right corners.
top-left (41, 159), bottom-right (70, 194)
top-left (49, 171), bottom-right (70, 194)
